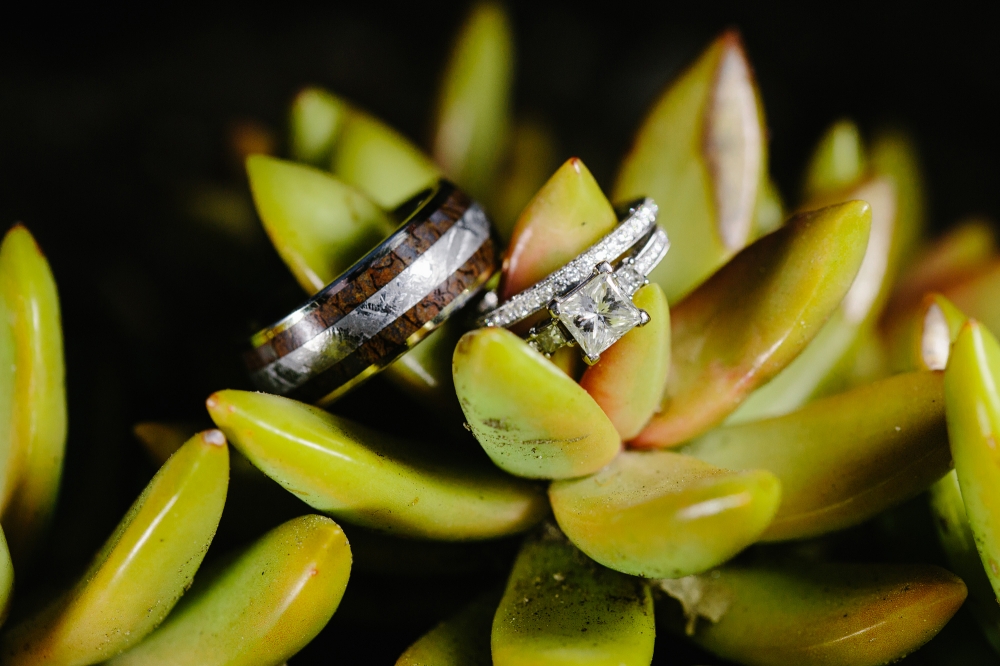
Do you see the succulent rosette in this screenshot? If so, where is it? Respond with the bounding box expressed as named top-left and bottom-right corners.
top-left (4, 4), bottom-right (1000, 666)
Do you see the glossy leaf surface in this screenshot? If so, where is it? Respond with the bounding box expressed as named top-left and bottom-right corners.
top-left (888, 293), bottom-right (967, 373)
top-left (579, 284), bottom-right (670, 440)
top-left (395, 589), bottom-right (499, 666)
top-left (501, 157), bottom-right (617, 301)
top-left (1, 432), bottom-right (229, 665)
top-left (930, 470), bottom-right (1000, 652)
top-left (0, 225), bottom-right (67, 562)
top-left (247, 155), bottom-right (393, 293)
top-left (658, 562), bottom-right (966, 666)
top-left (108, 514), bottom-right (351, 666)
top-left (634, 200), bottom-right (871, 447)
top-left (684, 371), bottom-right (950, 540)
top-left (432, 2), bottom-right (513, 202)
top-left (289, 87), bottom-right (347, 167)
top-left (208, 389), bottom-right (547, 539)
top-left (729, 178), bottom-right (896, 422)
top-left (614, 31), bottom-right (766, 303)
top-left (331, 109), bottom-right (441, 209)
top-left (492, 528), bottom-right (655, 666)
top-left (549, 450), bottom-right (779, 578)
top-left (453, 328), bottom-right (620, 479)
top-left (0, 528), bottom-right (12, 626)
top-left (944, 321), bottom-right (1000, 600)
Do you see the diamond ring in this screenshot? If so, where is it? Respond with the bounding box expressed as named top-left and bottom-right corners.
top-left (476, 199), bottom-right (668, 364)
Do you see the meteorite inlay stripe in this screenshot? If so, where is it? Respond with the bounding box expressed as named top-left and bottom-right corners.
top-left (251, 204), bottom-right (491, 393)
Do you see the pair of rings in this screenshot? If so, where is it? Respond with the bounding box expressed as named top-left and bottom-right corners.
top-left (245, 179), bottom-right (669, 404)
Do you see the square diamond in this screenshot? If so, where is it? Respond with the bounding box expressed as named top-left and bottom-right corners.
top-left (554, 272), bottom-right (643, 361)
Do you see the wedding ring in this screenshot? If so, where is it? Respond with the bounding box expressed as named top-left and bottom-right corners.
top-left (246, 180), bottom-right (497, 404)
top-left (476, 199), bottom-right (667, 364)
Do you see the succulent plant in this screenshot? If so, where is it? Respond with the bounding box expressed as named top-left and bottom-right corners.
top-left (4, 3), bottom-right (1000, 665)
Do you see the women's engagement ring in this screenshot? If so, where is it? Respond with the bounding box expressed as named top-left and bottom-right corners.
top-left (477, 198), bottom-right (668, 364)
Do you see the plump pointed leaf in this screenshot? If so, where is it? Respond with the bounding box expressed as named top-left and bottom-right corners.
top-left (729, 178), bottom-right (897, 422)
top-left (492, 119), bottom-right (560, 241)
top-left (0, 225), bottom-right (67, 563)
top-left (453, 328), bottom-right (620, 479)
top-left (614, 30), bottom-right (767, 303)
top-left (289, 87), bottom-right (348, 167)
top-left (1, 432), bottom-right (229, 665)
top-left (944, 320), bottom-right (1000, 601)
top-left (207, 389), bottom-right (547, 539)
top-left (107, 515), bottom-right (350, 666)
top-left (886, 293), bottom-right (967, 373)
top-left (930, 470), bottom-right (1000, 652)
top-left (633, 200), bottom-right (871, 447)
top-left (492, 528), bottom-right (655, 666)
top-left (683, 371), bottom-right (950, 540)
top-left (432, 2), bottom-right (513, 202)
top-left (133, 421), bottom-right (198, 465)
top-left (0, 528), bottom-right (12, 626)
top-left (579, 284), bottom-right (670, 440)
top-left (501, 157), bottom-right (617, 300)
top-left (331, 109), bottom-right (440, 209)
top-left (801, 119), bottom-right (866, 199)
top-left (657, 562), bottom-right (966, 666)
top-left (246, 155), bottom-right (393, 293)
top-left (550, 450), bottom-right (779, 578)
top-left (396, 589), bottom-right (499, 666)
top-left (870, 128), bottom-right (926, 269)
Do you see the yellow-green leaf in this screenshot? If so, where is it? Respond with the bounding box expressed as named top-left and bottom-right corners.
top-left (0, 225), bottom-right (67, 563)
top-left (634, 201), bottom-right (871, 447)
top-left (492, 119), bottom-right (560, 241)
top-left (0, 528), bottom-right (12, 627)
top-left (207, 389), bottom-right (547, 539)
top-left (453, 328), bottom-right (620, 479)
top-left (614, 30), bottom-right (767, 303)
top-left (1, 431), bottom-right (229, 665)
top-left (801, 119), bottom-right (866, 200)
top-left (289, 87), bottom-right (348, 167)
top-left (432, 2), bottom-right (513, 202)
top-left (657, 562), bottom-right (966, 666)
top-left (395, 589), bottom-right (499, 666)
top-left (246, 155), bottom-right (393, 294)
top-left (492, 527), bottom-right (655, 666)
top-left (683, 371), bottom-right (950, 541)
top-left (107, 514), bottom-right (351, 666)
top-left (550, 450), bottom-right (779, 578)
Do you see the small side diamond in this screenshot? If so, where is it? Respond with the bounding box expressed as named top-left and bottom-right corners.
top-left (528, 320), bottom-right (569, 355)
top-left (555, 272), bottom-right (643, 360)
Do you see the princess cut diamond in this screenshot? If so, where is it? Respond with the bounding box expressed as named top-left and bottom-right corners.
top-left (553, 271), bottom-right (644, 362)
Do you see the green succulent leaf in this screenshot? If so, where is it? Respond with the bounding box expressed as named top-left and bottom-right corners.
top-left (207, 389), bottom-right (547, 539)
top-left (944, 320), bottom-right (1000, 601)
top-left (331, 109), bottom-right (441, 210)
top-left (432, 2), bottom-right (513, 203)
top-left (939, 259), bottom-right (1000, 337)
top-left (801, 119), bottom-right (866, 200)
top-left (683, 371), bottom-right (950, 541)
top-left (288, 87), bottom-right (348, 167)
top-left (1, 431), bottom-right (229, 665)
top-left (395, 589), bottom-right (499, 666)
top-left (453, 328), bottom-right (621, 479)
top-left (657, 561), bottom-right (967, 666)
top-left (885, 293), bottom-right (968, 373)
top-left (246, 155), bottom-right (394, 294)
top-left (579, 283), bottom-right (670, 440)
top-left (0, 528), bottom-right (12, 627)
top-left (492, 119), bottom-right (561, 241)
top-left (501, 157), bottom-right (617, 301)
top-left (492, 527), bottom-right (655, 666)
top-left (106, 514), bottom-right (350, 666)
top-left (930, 470), bottom-right (1000, 652)
top-left (634, 200), bottom-right (871, 447)
top-left (614, 30), bottom-right (768, 303)
top-left (0, 225), bottom-right (67, 564)
top-left (132, 421), bottom-right (197, 465)
top-left (870, 128), bottom-right (926, 269)
top-left (549, 450), bottom-right (779, 578)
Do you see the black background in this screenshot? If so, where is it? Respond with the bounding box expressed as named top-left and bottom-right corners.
top-left (1, 2), bottom-right (997, 662)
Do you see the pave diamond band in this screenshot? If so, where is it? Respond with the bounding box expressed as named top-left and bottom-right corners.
top-left (245, 180), bottom-right (498, 404)
top-left (476, 198), bottom-right (668, 364)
